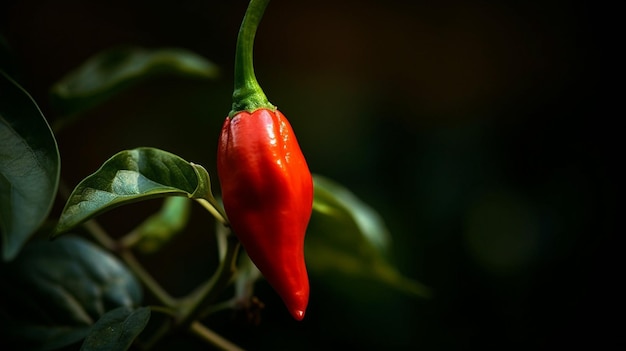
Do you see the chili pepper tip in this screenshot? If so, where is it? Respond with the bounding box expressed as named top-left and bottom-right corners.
top-left (292, 309), bottom-right (305, 321)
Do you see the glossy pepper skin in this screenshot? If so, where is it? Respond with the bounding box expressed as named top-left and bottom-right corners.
top-left (217, 108), bottom-right (313, 321)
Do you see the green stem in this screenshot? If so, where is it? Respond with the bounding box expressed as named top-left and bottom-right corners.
top-left (177, 233), bottom-right (241, 328)
top-left (197, 298), bottom-right (237, 320)
top-left (84, 220), bottom-right (177, 307)
top-left (82, 219), bottom-right (117, 251)
top-left (230, 0), bottom-right (275, 116)
top-left (119, 228), bottom-right (142, 249)
top-left (61, 180), bottom-right (177, 307)
top-left (196, 198), bottom-right (228, 226)
top-left (189, 321), bottom-right (245, 351)
top-left (119, 249), bottom-right (178, 307)
top-left (140, 317), bottom-right (173, 351)
top-left (86, 222), bottom-right (178, 307)
top-left (61, 181), bottom-right (242, 348)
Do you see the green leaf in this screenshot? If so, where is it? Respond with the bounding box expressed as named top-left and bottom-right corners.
top-left (80, 307), bottom-right (150, 351)
top-left (50, 46), bottom-right (219, 116)
top-left (0, 71), bottom-right (60, 261)
top-left (133, 196), bottom-right (191, 253)
top-left (53, 147), bottom-right (214, 236)
top-left (312, 175), bottom-right (391, 252)
top-left (307, 175), bottom-right (430, 298)
top-left (0, 236), bottom-right (142, 350)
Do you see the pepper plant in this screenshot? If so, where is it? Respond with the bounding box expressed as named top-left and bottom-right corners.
top-left (0, 0), bottom-right (429, 350)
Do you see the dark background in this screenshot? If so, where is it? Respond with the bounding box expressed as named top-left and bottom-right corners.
top-left (1, 0), bottom-right (617, 350)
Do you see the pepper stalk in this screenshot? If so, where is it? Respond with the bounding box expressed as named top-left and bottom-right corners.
top-left (230, 0), bottom-right (275, 117)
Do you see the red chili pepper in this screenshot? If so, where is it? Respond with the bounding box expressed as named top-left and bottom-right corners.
top-left (216, 0), bottom-right (313, 320)
top-left (217, 108), bottom-right (313, 320)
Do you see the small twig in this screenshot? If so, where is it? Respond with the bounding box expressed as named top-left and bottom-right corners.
top-left (76, 211), bottom-right (180, 350)
top-left (119, 228), bottom-right (143, 249)
top-left (189, 321), bottom-right (245, 351)
top-left (76, 215), bottom-right (178, 308)
top-left (196, 198), bottom-right (229, 225)
top-left (140, 317), bottom-right (174, 351)
top-left (148, 305), bottom-right (178, 317)
top-left (118, 249), bottom-right (178, 308)
top-left (176, 233), bottom-right (240, 328)
top-left (57, 180), bottom-right (241, 349)
top-left (82, 219), bottom-right (117, 251)
top-left (216, 221), bottom-right (229, 261)
top-left (197, 298), bottom-right (237, 321)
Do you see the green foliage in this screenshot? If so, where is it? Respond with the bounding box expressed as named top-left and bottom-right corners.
top-left (0, 71), bottom-right (60, 261)
top-left (80, 307), bottom-right (150, 351)
top-left (312, 175), bottom-right (391, 252)
top-left (50, 47), bottom-right (219, 117)
top-left (0, 0), bottom-right (609, 348)
top-left (53, 147), bottom-right (215, 236)
top-left (1, 41), bottom-right (427, 350)
top-left (132, 197), bottom-right (192, 254)
top-left (0, 237), bottom-right (142, 350)
top-left (308, 175), bottom-right (430, 298)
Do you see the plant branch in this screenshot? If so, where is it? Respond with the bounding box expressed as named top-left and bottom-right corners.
top-left (177, 232), bottom-right (240, 328)
top-left (77, 213), bottom-right (181, 349)
top-left (118, 249), bottom-right (178, 307)
top-left (189, 321), bottom-right (245, 351)
top-left (118, 228), bottom-right (142, 249)
top-left (78, 217), bottom-right (178, 308)
top-left (59, 179), bottom-right (177, 310)
top-left (148, 305), bottom-right (178, 317)
top-left (197, 298), bottom-right (237, 321)
top-left (139, 317), bottom-right (174, 351)
top-left (82, 219), bottom-right (117, 251)
top-left (196, 198), bottom-right (228, 225)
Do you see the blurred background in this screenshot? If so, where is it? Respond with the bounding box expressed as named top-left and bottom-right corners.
top-left (1, 0), bottom-right (616, 350)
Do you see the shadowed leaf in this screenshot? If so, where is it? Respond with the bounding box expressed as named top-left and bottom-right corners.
top-left (307, 175), bottom-right (430, 298)
top-left (0, 71), bottom-right (60, 260)
top-left (80, 307), bottom-right (150, 351)
top-left (50, 46), bottom-right (219, 117)
top-left (0, 236), bottom-right (142, 350)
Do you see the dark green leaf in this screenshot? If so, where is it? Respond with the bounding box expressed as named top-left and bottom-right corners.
top-left (80, 306), bottom-right (150, 351)
top-left (50, 46), bottom-right (219, 116)
top-left (134, 196), bottom-right (191, 253)
top-left (53, 147), bottom-right (214, 236)
top-left (312, 175), bottom-right (391, 252)
top-left (307, 175), bottom-right (430, 298)
top-left (0, 71), bottom-right (60, 261)
top-left (0, 324), bottom-right (90, 351)
top-left (0, 236), bottom-right (142, 350)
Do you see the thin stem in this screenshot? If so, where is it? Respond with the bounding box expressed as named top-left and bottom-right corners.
top-left (79, 217), bottom-right (178, 307)
top-left (59, 179), bottom-right (177, 307)
top-left (215, 221), bottom-right (230, 261)
top-left (83, 220), bottom-right (117, 251)
top-left (148, 305), bottom-right (178, 317)
top-left (197, 298), bottom-right (237, 320)
top-left (119, 228), bottom-right (142, 249)
top-left (233, 252), bottom-right (261, 302)
top-left (177, 233), bottom-right (240, 328)
top-left (119, 250), bottom-right (178, 307)
top-left (189, 321), bottom-right (245, 351)
top-left (196, 198), bottom-right (228, 225)
top-left (140, 317), bottom-right (174, 351)
top-left (230, 0), bottom-right (274, 116)
top-left (56, 178), bottom-right (240, 348)
top-left (77, 214), bottom-right (180, 349)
